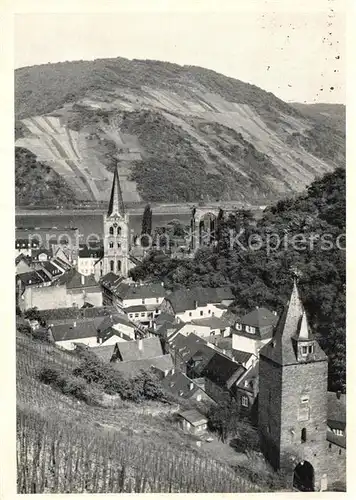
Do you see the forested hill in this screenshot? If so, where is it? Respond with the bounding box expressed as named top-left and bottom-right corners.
top-left (15, 57), bottom-right (345, 206)
top-left (131, 168), bottom-right (346, 391)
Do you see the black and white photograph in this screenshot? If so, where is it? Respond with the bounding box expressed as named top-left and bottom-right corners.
top-left (5, 0), bottom-right (349, 494)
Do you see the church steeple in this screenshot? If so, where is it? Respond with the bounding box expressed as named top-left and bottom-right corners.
top-left (260, 279), bottom-right (327, 365)
top-left (107, 165), bottom-right (125, 217)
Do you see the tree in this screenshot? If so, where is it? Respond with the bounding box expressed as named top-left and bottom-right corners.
top-left (141, 204), bottom-right (153, 236)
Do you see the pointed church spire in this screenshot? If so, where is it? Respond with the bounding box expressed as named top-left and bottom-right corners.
top-left (107, 165), bottom-right (125, 217)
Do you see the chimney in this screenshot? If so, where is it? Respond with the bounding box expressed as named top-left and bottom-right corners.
top-left (138, 338), bottom-right (143, 351)
top-left (194, 300), bottom-right (198, 309)
top-left (189, 382), bottom-right (194, 390)
top-left (73, 321), bottom-right (77, 328)
top-left (81, 274), bottom-right (85, 285)
top-left (336, 390), bottom-right (341, 400)
top-left (171, 368), bottom-right (175, 375)
top-left (161, 281), bottom-right (164, 287)
top-left (273, 310), bottom-right (277, 316)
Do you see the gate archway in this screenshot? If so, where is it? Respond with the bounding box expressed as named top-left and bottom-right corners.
top-left (293, 461), bottom-right (314, 492)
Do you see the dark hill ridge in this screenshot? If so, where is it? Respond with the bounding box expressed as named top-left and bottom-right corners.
top-left (15, 57), bottom-right (345, 206)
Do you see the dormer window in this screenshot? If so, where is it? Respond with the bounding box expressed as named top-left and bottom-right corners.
top-left (246, 326), bottom-right (256, 334)
top-left (236, 323), bottom-right (242, 331)
top-left (301, 395), bottom-right (309, 405)
top-left (301, 344), bottom-right (314, 356)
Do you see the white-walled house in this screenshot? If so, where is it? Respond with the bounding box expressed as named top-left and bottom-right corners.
top-left (96, 313), bottom-right (136, 344)
top-left (77, 245), bottom-right (103, 277)
top-left (232, 307), bottom-right (278, 356)
top-left (168, 323), bottom-right (211, 342)
top-left (48, 318), bottom-right (100, 350)
top-left (160, 287), bottom-right (234, 323)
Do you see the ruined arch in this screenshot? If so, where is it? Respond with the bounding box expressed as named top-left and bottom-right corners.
top-left (293, 461), bottom-right (314, 492)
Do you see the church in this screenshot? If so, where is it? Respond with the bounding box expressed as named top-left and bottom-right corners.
top-left (94, 166), bottom-right (132, 280)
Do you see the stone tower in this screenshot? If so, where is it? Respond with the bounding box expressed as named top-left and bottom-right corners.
top-left (258, 280), bottom-right (329, 491)
top-left (102, 166), bottom-right (129, 277)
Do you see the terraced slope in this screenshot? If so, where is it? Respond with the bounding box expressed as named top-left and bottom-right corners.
top-left (15, 58), bottom-right (345, 206)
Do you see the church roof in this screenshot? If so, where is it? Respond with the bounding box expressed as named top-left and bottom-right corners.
top-left (107, 166), bottom-right (125, 217)
top-left (260, 280), bottom-right (327, 366)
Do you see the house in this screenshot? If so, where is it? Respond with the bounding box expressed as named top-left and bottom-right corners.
top-left (38, 261), bottom-right (64, 280)
top-left (15, 254), bottom-right (33, 274)
top-left (169, 332), bottom-right (213, 373)
top-left (77, 244), bottom-right (104, 277)
top-left (168, 323), bottom-right (211, 342)
top-left (32, 248), bottom-right (52, 262)
top-left (162, 370), bottom-right (215, 405)
top-left (17, 268), bottom-right (103, 312)
top-left (327, 391), bottom-right (346, 450)
top-left (48, 317), bottom-right (103, 350)
top-left (232, 306), bottom-right (278, 356)
top-left (112, 337), bottom-right (173, 378)
top-left (153, 312), bottom-right (177, 337)
top-left (15, 238), bottom-right (40, 257)
top-left (231, 362), bottom-right (259, 423)
top-left (199, 352), bottom-right (246, 404)
top-left (89, 344), bottom-right (116, 363)
top-left (191, 316), bottom-right (231, 337)
top-left (177, 409), bottom-right (208, 435)
top-left (96, 313), bottom-right (136, 344)
top-left (101, 281), bottom-right (166, 326)
top-left (160, 286), bottom-right (234, 323)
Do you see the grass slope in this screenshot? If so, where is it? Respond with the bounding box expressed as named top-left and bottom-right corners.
top-left (17, 331), bottom-right (278, 493)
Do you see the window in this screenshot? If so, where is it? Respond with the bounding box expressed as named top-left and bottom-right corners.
top-left (244, 380), bottom-right (249, 388)
top-left (110, 260), bottom-right (115, 272)
top-left (109, 226), bottom-right (114, 235)
top-left (301, 395), bottom-right (310, 404)
top-left (200, 311), bottom-right (203, 316)
top-left (334, 429), bottom-right (344, 436)
top-left (117, 243), bottom-right (121, 248)
top-left (339, 449), bottom-right (342, 455)
top-left (117, 226), bottom-right (121, 236)
top-left (196, 394), bottom-right (202, 402)
top-left (236, 323), bottom-right (242, 331)
top-left (329, 443), bottom-right (332, 449)
top-left (117, 260), bottom-right (121, 272)
top-left (109, 242), bottom-right (114, 248)
top-left (129, 314), bottom-right (134, 319)
top-left (135, 313), bottom-right (139, 318)
top-left (189, 312), bottom-right (192, 317)
top-left (241, 396), bottom-right (249, 407)
top-left (246, 326), bottom-right (256, 334)
top-left (208, 310), bottom-right (211, 314)
top-left (301, 428), bottom-right (307, 443)
top-left (308, 345), bottom-right (314, 354)
top-left (156, 298), bottom-right (160, 303)
top-left (301, 345), bottom-right (308, 355)
top-left (141, 312), bottom-right (146, 317)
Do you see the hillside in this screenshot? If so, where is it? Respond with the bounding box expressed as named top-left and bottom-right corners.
top-left (15, 58), bottom-right (345, 207)
top-left (16, 330), bottom-right (284, 493)
top-left (291, 103), bottom-right (346, 135)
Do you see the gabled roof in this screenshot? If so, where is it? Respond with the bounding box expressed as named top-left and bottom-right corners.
top-left (100, 272), bottom-right (124, 292)
top-left (115, 337), bottom-right (163, 361)
top-left (155, 312), bottom-right (176, 325)
top-left (41, 305), bottom-right (117, 322)
top-left (50, 319), bottom-right (99, 342)
top-left (15, 254), bottom-right (33, 266)
top-left (231, 349), bottom-right (255, 365)
top-left (124, 304), bottom-right (158, 313)
top-left (97, 313), bottom-right (134, 334)
top-left (170, 332), bottom-right (212, 363)
top-left (191, 316), bottom-right (231, 329)
top-left (202, 353), bottom-right (246, 389)
top-left (52, 257), bottom-right (72, 272)
top-left (41, 261), bottom-right (63, 277)
top-left (115, 282), bottom-right (165, 300)
top-left (240, 307), bottom-right (278, 328)
top-left (112, 354), bottom-right (173, 376)
top-left (57, 269), bottom-right (98, 289)
top-left (166, 287), bottom-right (234, 313)
top-left (78, 244), bottom-right (104, 259)
top-left (177, 409), bottom-right (208, 426)
top-left (32, 248), bottom-right (52, 260)
top-left (90, 344), bottom-right (116, 363)
top-left (235, 362), bottom-right (259, 393)
top-left (260, 281), bottom-right (327, 366)
top-left (16, 270), bottom-right (49, 286)
top-left (107, 166), bottom-right (125, 217)
top-left (162, 371), bottom-right (214, 403)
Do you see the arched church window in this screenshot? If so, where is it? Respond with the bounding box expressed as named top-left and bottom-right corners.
top-left (117, 242), bottom-right (121, 248)
top-left (110, 260), bottom-right (115, 272)
top-left (301, 428), bottom-right (307, 443)
top-left (109, 226), bottom-right (114, 235)
top-left (117, 260), bottom-right (122, 272)
top-left (109, 242), bottom-right (114, 248)
top-left (117, 226), bottom-right (122, 236)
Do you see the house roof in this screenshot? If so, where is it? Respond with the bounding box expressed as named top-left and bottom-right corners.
top-left (155, 312), bottom-right (176, 325)
top-left (327, 391), bottom-right (346, 426)
top-left (32, 248), bottom-right (52, 260)
top-left (50, 318), bottom-right (99, 342)
top-left (41, 305), bottom-right (117, 322)
top-left (90, 344), bottom-right (116, 363)
top-left (326, 430), bottom-right (346, 449)
top-left (124, 304), bottom-right (158, 313)
top-left (57, 269), bottom-right (95, 288)
top-left (97, 313), bottom-right (134, 334)
top-left (231, 349), bottom-right (255, 365)
top-left (16, 270), bottom-right (48, 286)
top-left (166, 286), bottom-right (234, 313)
top-left (162, 371), bottom-right (211, 401)
top-left (240, 307), bottom-right (278, 328)
top-left (112, 354), bottom-right (173, 377)
top-left (35, 269), bottom-right (52, 283)
top-left (260, 281), bottom-right (328, 366)
top-left (177, 409), bottom-right (208, 426)
top-left (202, 353), bottom-right (246, 389)
top-left (170, 332), bottom-right (212, 363)
top-left (115, 337), bottom-right (163, 361)
top-left (41, 261), bottom-right (63, 277)
top-left (234, 362), bottom-right (259, 394)
top-left (78, 244), bottom-right (104, 259)
top-left (100, 272), bottom-right (124, 291)
top-left (115, 282), bottom-right (165, 300)
top-left (191, 316), bottom-right (231, 329)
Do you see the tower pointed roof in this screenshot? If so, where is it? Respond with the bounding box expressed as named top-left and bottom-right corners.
top-left (260, 279), bottom-right (327, 366)
top-left (107, 165), bottom-right (125, 217)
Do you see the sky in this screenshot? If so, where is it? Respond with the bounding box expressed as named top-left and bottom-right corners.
top-left (13, 0), bottom-right (346, 104)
